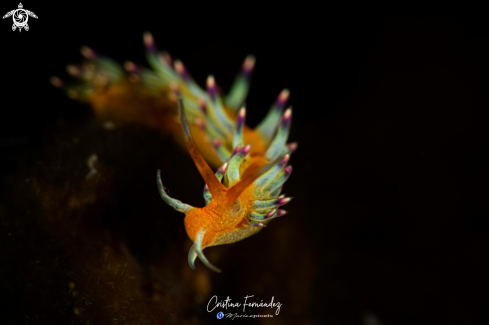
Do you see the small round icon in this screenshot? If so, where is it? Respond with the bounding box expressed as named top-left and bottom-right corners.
top-left (217, 311), bottom-right (224, 319)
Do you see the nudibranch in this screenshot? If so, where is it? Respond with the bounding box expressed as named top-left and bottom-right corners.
top-left (50, 32), bottom-right (294, 169)
top-left (50, 32), bottom-right (297, 272)
top-left (157, 99), bottom-right (294, 273)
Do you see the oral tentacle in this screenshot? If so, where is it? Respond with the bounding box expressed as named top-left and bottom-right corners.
top-left (195, 228), bottom-right (221, 273)
top-left (188, 244), bottom-right (197, 270)
top-left (156, 169), bottom-right (194, 213)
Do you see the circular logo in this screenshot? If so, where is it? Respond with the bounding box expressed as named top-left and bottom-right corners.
top-left (13, 9), bottom-right (28, 27)
top-left (217, 311), bottom-right (224, 319)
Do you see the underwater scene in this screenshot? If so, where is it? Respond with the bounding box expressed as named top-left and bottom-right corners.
top-left (1, 3), bottom-right (488, 325)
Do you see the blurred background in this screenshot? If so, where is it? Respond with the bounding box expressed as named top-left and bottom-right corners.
top-left (1, 2), bottom-right (489, 324)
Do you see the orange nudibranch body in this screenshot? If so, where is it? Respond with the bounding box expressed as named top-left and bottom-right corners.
top-left (183, 185), bottom-right (259, 248)
top-left (52, 32), bottom-right (296, 272)
top-left (157, 99), bottom-right (294, 273)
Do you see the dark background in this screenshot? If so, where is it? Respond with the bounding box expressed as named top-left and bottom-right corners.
top-left (1, 2), bottom-right (489, 324)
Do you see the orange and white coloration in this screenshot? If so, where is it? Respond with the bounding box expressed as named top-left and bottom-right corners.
top-left (51, 32), bottom-right (297, 272)
top-left (157, 99), bottom-right (295, 272)
top-left (51, 32), bottom-right (294, 169)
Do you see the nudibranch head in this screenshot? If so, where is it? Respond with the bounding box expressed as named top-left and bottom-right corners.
top-left (157, 99), bottom-right (295, 273)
